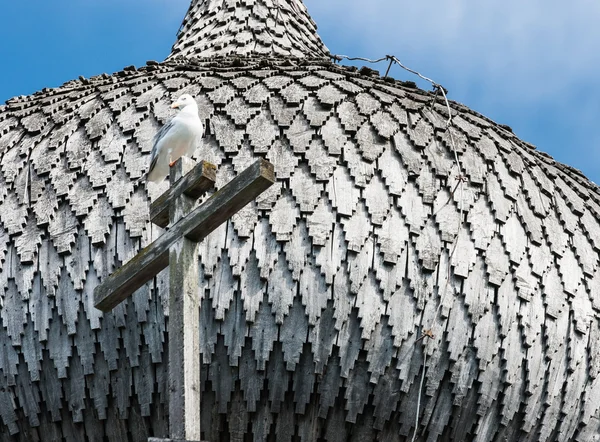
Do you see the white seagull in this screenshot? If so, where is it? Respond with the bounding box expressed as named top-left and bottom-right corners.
top-left (147, 94), bottom-right (204, 182)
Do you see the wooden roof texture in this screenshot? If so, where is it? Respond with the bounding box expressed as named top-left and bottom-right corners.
top-left (0, 1), bottom-right (599, 441)
top-left (170, 0), bottom-right (330, 59)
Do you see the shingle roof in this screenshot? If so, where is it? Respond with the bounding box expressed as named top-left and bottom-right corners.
top-left (0, 2), bottom-right (600, 442)
top-left (170, 0), bottom-right (329, 59)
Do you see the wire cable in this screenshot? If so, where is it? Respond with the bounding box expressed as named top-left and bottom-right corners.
top-left (334, 52), bottom-right (468, 441)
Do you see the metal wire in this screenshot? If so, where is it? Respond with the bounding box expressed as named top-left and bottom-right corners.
top-left (411, 350), bottom-right (428, 442)
top-left (332, 55), bottom-right (389, 64)
top-left (334, 52), bottom-right (467, 441)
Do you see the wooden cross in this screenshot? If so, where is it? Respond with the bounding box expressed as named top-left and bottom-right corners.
top-left (94, 157), bottom-right (275, 442)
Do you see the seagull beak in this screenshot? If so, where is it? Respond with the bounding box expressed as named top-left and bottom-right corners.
top-left (171, 102), bottom-right (180, 109)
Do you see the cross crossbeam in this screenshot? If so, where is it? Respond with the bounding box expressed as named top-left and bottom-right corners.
top-left (94, 158), bottom-right (274, 312)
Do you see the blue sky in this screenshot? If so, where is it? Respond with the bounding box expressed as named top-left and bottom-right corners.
top-left (1, 0), bottom-right (598, 183)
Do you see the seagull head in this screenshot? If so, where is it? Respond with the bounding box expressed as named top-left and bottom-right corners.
top-left (171, 94), bottom-right (197, 110)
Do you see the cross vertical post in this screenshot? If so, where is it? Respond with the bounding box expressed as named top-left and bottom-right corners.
top-left (167, 157), bottom-right (201, 440)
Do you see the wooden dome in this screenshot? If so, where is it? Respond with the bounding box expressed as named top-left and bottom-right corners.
top-left (0, 1), bottom-right (599, 441)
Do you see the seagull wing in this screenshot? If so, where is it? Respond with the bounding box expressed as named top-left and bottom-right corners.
top-left (148, 118), bottom-right (176, 175)
top-left (145, 107), bottom-right (203, 182)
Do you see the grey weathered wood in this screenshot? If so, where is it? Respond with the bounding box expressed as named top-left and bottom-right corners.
top-left (94, 158), bottom-right (275, 311)
top-left (148, 439), bottom-right (203, 442)
top-left (167, 157), bottom-right (201, 440)
top-left (90, 155), bottom-right (274, 441)
top-left (150, 161), bottom-right (217, 228)
top-left (6, 5), bottom-right (600, 436)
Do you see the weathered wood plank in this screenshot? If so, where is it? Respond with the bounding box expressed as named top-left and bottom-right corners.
top-left (94, 158), bottom-right (274, 311)
top-left (148, 438), bottom-right (205, 442)
top-left (167, 157), bottom-right (201, 440)
top-left (150, 161), bottom-right (217, 228)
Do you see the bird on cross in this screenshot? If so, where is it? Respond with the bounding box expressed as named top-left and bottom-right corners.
top-left (147, 94), bottom-right (204, 182)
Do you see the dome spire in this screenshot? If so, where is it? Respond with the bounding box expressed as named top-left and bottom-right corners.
top-left (168, 0), bottom-right (330, 60)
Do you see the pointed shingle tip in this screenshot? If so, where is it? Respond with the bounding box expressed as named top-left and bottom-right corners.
top-left (168, 0), bottom-right (330, 60)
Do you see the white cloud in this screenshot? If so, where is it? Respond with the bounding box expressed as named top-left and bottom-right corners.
top-left (307, 0), bottom-right (600, 100)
